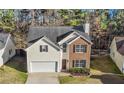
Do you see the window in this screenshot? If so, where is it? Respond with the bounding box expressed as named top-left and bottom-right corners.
top-left (112, 52), bottom-right (115, 57)
top-left (73, 60), bottom-right (86, 67)
top-left (40, 45), bottom-right (48, 52)
top-left (9, 49), bottom-right (12, 55)
top-left (75, 45), bottom-right (87, 53)
top-left (63, 43), bottom-right (67, 52)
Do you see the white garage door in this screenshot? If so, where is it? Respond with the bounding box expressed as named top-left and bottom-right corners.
top-left (31, 61), bottom-right (57, 72)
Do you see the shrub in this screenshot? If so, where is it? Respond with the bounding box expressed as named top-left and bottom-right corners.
top-left (69, 68), bottom-right (81, 73)
top-left (69, 67), bottom-right (90, 75)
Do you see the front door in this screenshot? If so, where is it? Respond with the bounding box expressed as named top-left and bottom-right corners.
top-left (62, 59), bottom-right (66, 70)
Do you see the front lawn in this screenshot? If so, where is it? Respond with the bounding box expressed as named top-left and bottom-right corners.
top-left (59, 76), bottom-right (88, 84)
top-left (0, 56), bottom-right (28, 84)
top-left (59, 56), bottom-right (122, 84)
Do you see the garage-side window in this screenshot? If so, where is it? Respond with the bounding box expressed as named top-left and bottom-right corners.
top-left (9, 49), bottom-right (12, 55)
top-left (63, 43), bottom-right (67, 52)
top-left (40, 45), bottom-right (48, 52)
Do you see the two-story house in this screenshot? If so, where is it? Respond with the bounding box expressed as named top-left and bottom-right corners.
top-left (26, 24), bottom-right (92, 73)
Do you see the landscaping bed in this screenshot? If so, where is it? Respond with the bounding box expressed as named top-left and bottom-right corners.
top-left (69, 67), bottom-right (90, 76)
top-left (59, 67), bottom-right (90, 84)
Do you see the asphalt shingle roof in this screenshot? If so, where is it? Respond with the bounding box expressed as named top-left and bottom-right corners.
top-left (115, 37), bottom-right (124, 56)
top-left (27, 26), bottom-right (91, 45)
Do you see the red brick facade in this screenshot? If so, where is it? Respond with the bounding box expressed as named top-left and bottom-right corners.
top-left (68, 37), bottom-right (91, 69)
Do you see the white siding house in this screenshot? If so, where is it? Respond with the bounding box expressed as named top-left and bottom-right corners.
top-left (0, 33), bottom-right (16, 66)
top-left (0, 49), bottom-right (4, 66)
top-left (26, 26), bottom-right (92, 73)
top-left (110, 37), bottom-right (124, 73)
top-left (26, 36), bottom-right (62, 73)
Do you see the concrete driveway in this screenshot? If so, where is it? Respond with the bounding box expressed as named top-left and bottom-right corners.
top-left (26, 73), bottom-right (59, 84)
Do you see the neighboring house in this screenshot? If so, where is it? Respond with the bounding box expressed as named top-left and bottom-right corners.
top-left (110, 37), bottom-right (124, 73)
top-left (0, 33), bottom-right (16, 66)
top-left (26, 24), bottom-right (92, 73)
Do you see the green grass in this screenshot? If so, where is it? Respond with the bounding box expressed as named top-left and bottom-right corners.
top-left (0, 57), bottom-right (28, 84)
top-left (91, 56), bottom-right (121, 74)
top-left (59, 76), bottom-right (88, 84)
top-left (59, 56), bottom-right (123, 84)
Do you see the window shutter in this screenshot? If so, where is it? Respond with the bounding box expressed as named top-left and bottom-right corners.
top-left (72, 60), bottom-right (75, 67)
top-left (73, 45), bottom-right (75, 53)
top-left (40, 45), bottom-right (42, 52)
top-left (46, 46), bottom-right (48, 52)
top-left (84, 45), bottom-right (87, 52)
top-left (83, 60), bottom-right (86, 67)
top-left (85, 46), bottom-right (87, 52)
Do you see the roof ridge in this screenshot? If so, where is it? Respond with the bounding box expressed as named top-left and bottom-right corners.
top-left (29, 25), bottom-right (83, 28)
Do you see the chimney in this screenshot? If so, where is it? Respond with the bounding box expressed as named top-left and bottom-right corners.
top-left (84, 22), bottom-right (90, 35)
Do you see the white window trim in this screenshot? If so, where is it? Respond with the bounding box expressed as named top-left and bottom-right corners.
top-left (62, 43), bottom-right (67, 52)
top-left (74, 60), bottom-right (86, 68)
top-left (40, 45), bottom-right (48, 52)
top-left (75, 45), bottom-right (86, 53)
top-left (68, 32), bottom-right (92, 45)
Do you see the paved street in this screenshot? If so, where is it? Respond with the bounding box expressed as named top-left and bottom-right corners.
top-left (85, 70), bottom-right (124, 84)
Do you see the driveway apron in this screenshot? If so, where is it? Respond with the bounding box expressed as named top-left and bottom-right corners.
top-left (26, 73), bottom-right (59, 84)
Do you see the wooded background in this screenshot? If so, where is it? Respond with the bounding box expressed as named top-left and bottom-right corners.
top-left (0, 9), bottom-right (124, 51)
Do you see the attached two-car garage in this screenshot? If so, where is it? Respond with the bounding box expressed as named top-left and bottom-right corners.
top-left (30, 61), bottom-right (58, 72)
top-left (26, 36), bottom-right (62, 73)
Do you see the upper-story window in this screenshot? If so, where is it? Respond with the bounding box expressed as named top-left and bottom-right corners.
top-left (112, 52), bottom-right (115, 57)
top-left (75, 45), bottom-right (87, 53)
top-left (63, 43), bottom-right (67, 52)
top-left (9, 49), bottom-right (12, 55)
top-left (40, 45), bottom-right (48, 52)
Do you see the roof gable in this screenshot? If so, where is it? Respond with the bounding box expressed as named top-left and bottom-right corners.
top-left (68, 35), bottom-right (92, 45)
top-left (0, 33), bottom-right (9, 49)
top-left (58, 31), bottom-right (78, 45)
top-left (26, 36), bottom-right (61, 51)
top-left (59, 31), bottom-right (92, 45)
top-left (114, 37), bottom-right (124, 56)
